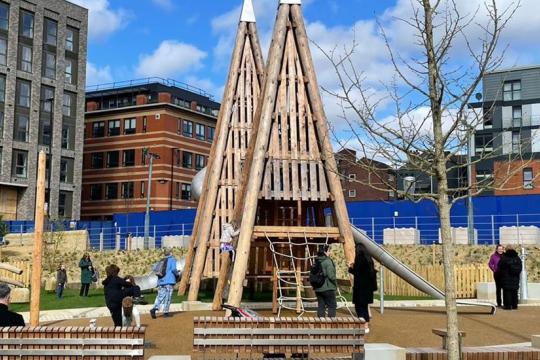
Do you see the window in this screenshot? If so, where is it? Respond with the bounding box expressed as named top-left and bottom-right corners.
top-left (61, 124), bottom-right (71, 149)
top-left (174, 149), bottom-right (181, 167)
top-left (123, 149), bottom-right (135, 167)
top-left (475, 133), bottom-right (494, 155)
top-left (65, 58), bottom-right (73, 84)
top-left (483, 108), bottom-right (493, 129)
top-left (195, 123), bottom-right (205, 140)
top-left (195, 154), bottom-right (205, 170)
top-left (105, 183), bottom-right (118, 200)
top-left (503, 80), bottom-right (521, 101)
top-left (182, 151), bottom-right (192, 168)
top-left (14, 113), bottom-right (29, 142)
top-left (142, 116), bottom-right (147, 133)
top-left (17, 79), bottom-right (31, 107)
top-left (19, 44), bottom-right (32, 72)
top-left (65, 27), bottom-right (77, 52)
top-left (0, 3), bottom-right (8, 31)
top-left (12, 150), bottom-right (27, 178)
top-left (92, 121), bottom-right (105, 137)
top-left (208, 126), bottom-right (215, 142)
top-left (0, 111), bottom-right (3, 137)
top-left (512, 132), bottom-right (521, 153)
top-left (90, 184), bottom-right (102, 200)
top-left (476, 169), bottom-right (493, 186)
top-left (0, 37), bottom-right (6, 65)
top-left (44, 19), bottom-right (57, 46)
top-left (43, 52), bottom-right (55, 78)
top-left (181, 183), bottom-right (191, 200)
top-left (108, 120), bottom-right (120, 136)
top-left (183, 120), bottom-right (193, 137)
top-left (60, 158), bottom-right (71, 183)
top-left (141, 148), bottom-right (147, 165)
top-left (348, 189), bottom-right (357, 198)
top-left (91, 153), bottom-right (103, 169)
top-left (41, 86), bottom-right (54, 112)
top-left (140, 181), bottom-right (145, 197)
top-left (58, 191), bottom-right (71, 218)
top-left (0, 74), bottom-right (5, 102)
top-left (121, 182), bottom-right (134, 199)
top-left (512, 106), bottom-right (522, 128)
top-left (39, 117), bottom-right (51, 145)
top-left (348, 174), bottom-right (357, 181)
top-left (20, 11), bottom-right (34, 38)
top-left (124, 118), bottom-right (136, 135)
top-left (175, 182), bottom-right (180, 199)
top-left (524, 168), bottom-right (534, 189)
top-left (107, 151), bottom-right (119, 168)
top-left (63, 92), bottom-right (75, 116)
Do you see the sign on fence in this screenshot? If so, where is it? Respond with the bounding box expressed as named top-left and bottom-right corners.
top-left (383, 264), bottom-right (491, 298)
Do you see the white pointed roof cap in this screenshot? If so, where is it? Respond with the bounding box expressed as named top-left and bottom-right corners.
top-left (240, 0), bottom-right (256, 23)
top-left (280, 0), bottom-right (302, 4)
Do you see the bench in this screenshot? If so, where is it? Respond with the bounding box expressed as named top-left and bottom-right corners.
top-left (193, 317), bottom-right (365, 359)
top-left (432, 328), bottom-right (467, 351)
top-left (0, 326), bottom-right (146, 359)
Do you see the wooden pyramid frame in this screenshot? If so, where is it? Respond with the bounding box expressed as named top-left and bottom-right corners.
top-left (178, 0), bottom-right (266, 304)
top-left (226, 0), bottom-right (356, 308)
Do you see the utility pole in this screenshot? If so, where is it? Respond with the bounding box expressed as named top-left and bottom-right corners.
top-left (144, 151), bottom-right (159, 249)
top-left (467, 129), bottom-right (475, 245)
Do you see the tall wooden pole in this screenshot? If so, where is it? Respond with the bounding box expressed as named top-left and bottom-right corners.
top-left (226, 5), bottom-right (291, 308)
top-left (185, 23), bottom-right (249, 301)
top-left (30, 151), bottom-right (46, 326)
top-left (290, 5), bottom-right (355, 265)
top-left (211, 22), bottom-right (266, 310)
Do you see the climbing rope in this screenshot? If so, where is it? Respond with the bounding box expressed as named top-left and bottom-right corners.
top-left (265, 232), bottom-right (353, 317)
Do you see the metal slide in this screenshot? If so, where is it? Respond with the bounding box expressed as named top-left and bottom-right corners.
top-left (134, 258), bottom-right (186, 291)
top-left (351, 226), bottom-right (496, 314)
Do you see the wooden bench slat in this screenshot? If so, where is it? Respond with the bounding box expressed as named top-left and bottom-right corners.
top-left (194, 339), bottom-right (364, 346)
top-left (0, 349), bottom-right (144, 356)
top-left (0, 338), bottom-right (144, 345)
top-left (194, 328), bottom-right (365, 336)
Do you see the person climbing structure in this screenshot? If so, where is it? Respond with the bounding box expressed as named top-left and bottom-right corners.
top-left (220, 223), bottom-right (240, 261)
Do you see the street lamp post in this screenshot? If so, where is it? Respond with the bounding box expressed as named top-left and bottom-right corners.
top-left (144, 151), bottom-right (160, 249)
top-left (467, 132), bottom-right (475, 245)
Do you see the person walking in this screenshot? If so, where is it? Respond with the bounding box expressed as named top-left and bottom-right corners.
top-left (349, 243), bottom-right (377, 332)
top-left (0, 283), bottom-right (25, 326)
top-left (56, 264), bottom-right (68, 299)
top-left (488, 245), bottom-right (505, 307)
top-left (498, 244), bottom-right (522, 310)
top-left (314, 244), bottom-right (337, 318)
top-left (150, 249), bottom-right (177, 319)
top-left (102, 264), bottom-right (134, 326)
top-left (79, 253), bottom-right (93, 297)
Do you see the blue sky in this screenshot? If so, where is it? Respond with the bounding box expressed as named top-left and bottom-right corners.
top-left (72, 0), bottom-right (540, 153)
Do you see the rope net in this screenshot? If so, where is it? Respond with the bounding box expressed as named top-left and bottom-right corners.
top-left (265, 233), bottom-right (352, 317)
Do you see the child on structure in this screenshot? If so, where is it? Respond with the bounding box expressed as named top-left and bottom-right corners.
top-left (220, 223), bottom-right (240, 261)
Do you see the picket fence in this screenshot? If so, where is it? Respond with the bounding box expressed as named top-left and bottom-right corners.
top-left (383, 264), bottom-right (492, 299)
top-left (0, 261), bottom-right (31, 287)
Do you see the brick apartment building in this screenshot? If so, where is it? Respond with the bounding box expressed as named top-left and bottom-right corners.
top-left (471, 65), bottom-right (540, 195)
top-left (81, 79), bottom-right (219, 220)
top-left (336, 148), bottom-right (396, 201)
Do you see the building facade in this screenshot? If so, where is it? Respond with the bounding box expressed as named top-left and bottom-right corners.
top-left (336, 149), bottom-right (396, 201)
top-left (471, 66), bottom-right (540, 195)
top-left (82, 80), bottom-right (219, 220)
top-left (0, 0), bottom-right (87, 220)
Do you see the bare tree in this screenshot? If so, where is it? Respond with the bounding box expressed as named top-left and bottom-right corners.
top-left (319, 1), bottom-right (521, 359)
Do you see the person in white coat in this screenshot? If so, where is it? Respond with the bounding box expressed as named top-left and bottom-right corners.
top-left (220, 223), bottom-right (240, 261)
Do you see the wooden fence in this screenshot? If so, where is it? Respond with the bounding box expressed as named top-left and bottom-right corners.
top-left (382, 264), bottom-right (492, 298)
top-left (0, 261), bottom-right (31, 287)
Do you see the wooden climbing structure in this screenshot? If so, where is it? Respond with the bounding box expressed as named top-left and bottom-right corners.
top-left (224, 0), bottom-right (356, 309)
top-left (178, 0), bottom-right (265, 305)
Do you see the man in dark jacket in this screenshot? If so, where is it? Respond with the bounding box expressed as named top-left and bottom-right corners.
top-left (0, 284), bottom-right (25, 327)
top-left (102, 265), bottom-right (134, 326)
top-left (314, 245), bottom-right (337, 317)
top-left (497, 245), bottom-right (522, 310)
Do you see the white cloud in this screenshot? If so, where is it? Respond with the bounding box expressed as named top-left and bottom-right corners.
top-left (152, 0), bottom-right (173, 9)
top-left (70, 0), bottom-right (129, 40)
top-left (136, 41), bottom-right (207, 78)
top-left (86, 62), bottom-right (113, 86)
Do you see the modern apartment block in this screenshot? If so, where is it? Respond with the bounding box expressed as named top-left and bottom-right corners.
top-left (471, 65), bottom-right (540, 195)
top-left (0, 0), bottom-right (87, 220)
top-left (81, 79), bottom-right (219, 220)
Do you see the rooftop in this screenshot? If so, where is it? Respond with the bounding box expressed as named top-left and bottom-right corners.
top-left (486, 64), bottom-right (540, 75)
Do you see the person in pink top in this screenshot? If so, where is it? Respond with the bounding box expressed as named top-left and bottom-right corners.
top-left (488, 245), bottom-right (505, 307)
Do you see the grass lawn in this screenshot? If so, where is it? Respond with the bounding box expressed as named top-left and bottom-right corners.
top-left (10, 287), bottom-right (433, 313)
